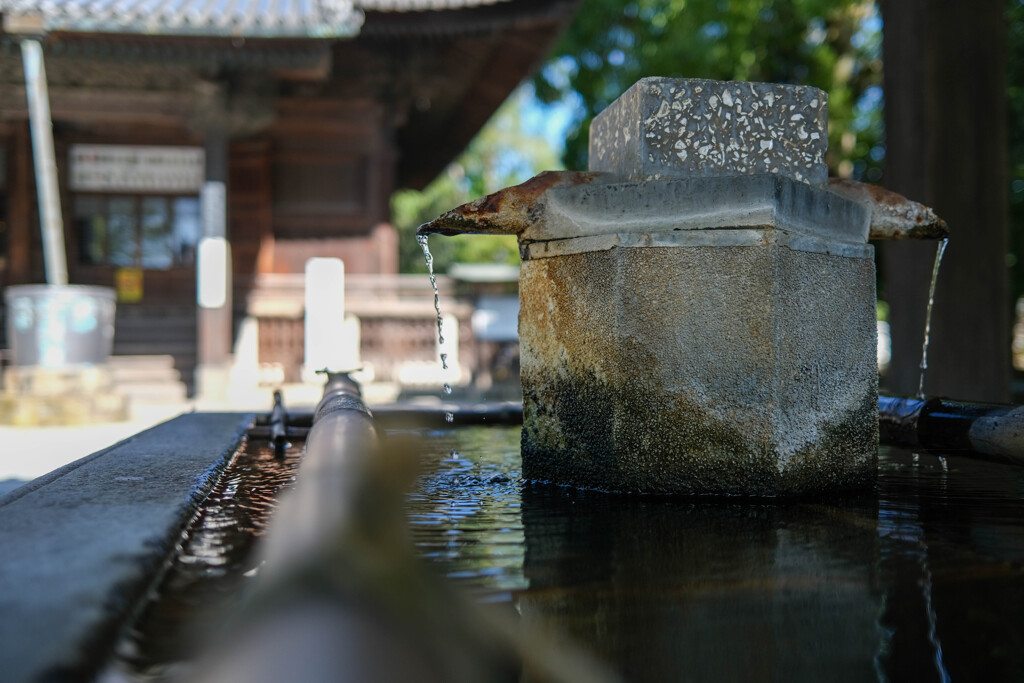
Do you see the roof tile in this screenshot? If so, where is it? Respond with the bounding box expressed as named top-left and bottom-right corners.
top-left (0, 0), bottom-right (367, 37)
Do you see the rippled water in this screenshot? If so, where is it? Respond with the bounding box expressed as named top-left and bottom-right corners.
top-left (104, 425), bottom-right (1024, 682)
top-left (405, 427), bottom-right (526, 600)
top-left (102, 438), bottom-right (302, 682)
top-left (408, 427), bottom-right (1024, 682)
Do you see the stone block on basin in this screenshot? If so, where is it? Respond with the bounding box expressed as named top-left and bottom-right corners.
top-left (589, 77), bottom-right (829, 185)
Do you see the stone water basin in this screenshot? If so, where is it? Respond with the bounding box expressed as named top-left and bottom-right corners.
top-left (410, 425), bottom-right (1024, 681)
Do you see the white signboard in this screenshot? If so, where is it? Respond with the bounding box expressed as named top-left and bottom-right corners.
top-left (69, 144), bottom-right (205, 193)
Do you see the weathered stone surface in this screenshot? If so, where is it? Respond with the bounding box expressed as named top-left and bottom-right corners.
top-left (589, 77), bottom-right (828, 185)
top-left (525, 173), bottom-right (869, 244)
top-left (424, 76), bottom-right (886, 495)
top-left (421, 172), bottom-right (871, 247)
top-left (518, 240), bottom-right (878, 496)
top-left (0, 412), bottom-right (251, 681)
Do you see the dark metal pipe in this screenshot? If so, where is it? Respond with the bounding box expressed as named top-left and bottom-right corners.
top-left (269, 390), bottom-right (288, 458)
top-left (201, 374), bottom-right (617, 683)
top-left (879, 394), bottom-right (1024, 466)
top-left (270, 401), bottom-right (524, 431)
top-left (257, 372), bottom-right (378, 570)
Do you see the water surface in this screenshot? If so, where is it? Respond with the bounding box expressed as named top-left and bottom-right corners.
top-left (407, 427), bottom-right (1024, 682)
top-left (103, 439), bottom-right (303, 681)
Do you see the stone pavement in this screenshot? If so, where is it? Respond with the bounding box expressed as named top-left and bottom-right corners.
top-left (0, 402), bottom-right (194, 496)
top-left (0, 386), bottom-right (303, 497)
top-left (0, 412), bottom-right (252, 681)
top-left (0, 380), bottom-right (404, 497)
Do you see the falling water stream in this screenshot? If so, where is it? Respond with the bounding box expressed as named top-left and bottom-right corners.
top-left (917, 238), bottom-right (950, 399)
top-left (417, 232), bottom-right (454, 423)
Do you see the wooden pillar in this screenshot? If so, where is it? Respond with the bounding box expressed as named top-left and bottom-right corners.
top-left (195, 125), bottom-right (233, 399)
top-left (7, 123), bottom-right (33, 285)
top-left (880, 0), bottom-right (1011, 402)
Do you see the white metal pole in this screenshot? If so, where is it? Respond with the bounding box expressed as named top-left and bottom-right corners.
top-left (21, 39), bottom-right (68, 286)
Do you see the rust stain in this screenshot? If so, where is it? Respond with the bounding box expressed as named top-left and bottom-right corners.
top-left (828, 178), bottom-right (949, 240)
top-left (831, 177), bottom-right (904, 209)
top-left (417, 170), bottom-right (604, 237)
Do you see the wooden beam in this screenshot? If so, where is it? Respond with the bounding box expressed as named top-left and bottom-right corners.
top-left (0, 86), bottom-right (197, 127)
top-left (395, 21), bottom-right (568, 189)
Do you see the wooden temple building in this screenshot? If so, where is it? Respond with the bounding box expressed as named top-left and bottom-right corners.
top-left (0, 0), bottom-right (575, 398)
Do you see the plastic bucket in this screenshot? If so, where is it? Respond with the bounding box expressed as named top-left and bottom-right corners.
top-left (4, 285), bottom-right (116, 367)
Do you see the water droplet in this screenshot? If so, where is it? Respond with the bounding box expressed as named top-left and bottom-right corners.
top-left (443, 383), bottom-right (452, 395)
top-left (441, 352), bottom-right (449, 371)
top-left (449, 448), bottom-right (459, 460)
top-left (445, 412), bottom-right (454, 423)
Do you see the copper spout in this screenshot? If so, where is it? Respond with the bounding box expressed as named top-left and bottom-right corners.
top-left (417, 170), bottom-right (606, 237)
top-left (828, 178), bottom-right (949, 240)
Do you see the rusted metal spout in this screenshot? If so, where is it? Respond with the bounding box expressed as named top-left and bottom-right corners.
top-left (828, 178), bottom-right (949, 240)
top-left (420, 173), bottom-right (947, 245)
top-left (417, 170), bottom-right (605, 237)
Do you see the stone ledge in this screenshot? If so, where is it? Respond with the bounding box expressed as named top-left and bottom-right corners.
top-left (0, 412), bottom-right (252, 682)
top-left (519, 174), bottom-right (869, 245)
top-left (523, 228), bottom-right (875, 261)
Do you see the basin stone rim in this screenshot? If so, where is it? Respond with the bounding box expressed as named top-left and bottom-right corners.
top-left (521, 227), bottom-right (876, 261)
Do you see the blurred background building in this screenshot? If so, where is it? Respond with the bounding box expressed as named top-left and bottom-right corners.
top-left (0, 0), bottom-right (577, 404)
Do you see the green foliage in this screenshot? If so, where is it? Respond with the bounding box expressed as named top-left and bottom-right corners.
top-left (392, 1), bottom-right (886, 273)
top-left (392, 87), bottom-right (564, 273)
top-left (535, 0), bottom-right (883, 179)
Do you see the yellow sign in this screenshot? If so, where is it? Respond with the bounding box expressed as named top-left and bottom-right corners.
top-left (115, 267), bottom-right (144, 303)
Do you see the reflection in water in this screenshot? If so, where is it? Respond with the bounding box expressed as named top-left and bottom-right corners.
top-left (103, 439), bottom-right (303, 682)
top-left (410, 428), bottom-right (1024, 682)
top-left (405, 427), bottom-right (527, 600)
top-left (517, 488), bottom-right (883, 681)
top-left (876, 449), bottom-right (1024, 682)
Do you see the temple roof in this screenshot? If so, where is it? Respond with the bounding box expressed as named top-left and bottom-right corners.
top-left (0, 0), bottom-right (577, 190)
top-left (0, 0), bottom-right (516, 39)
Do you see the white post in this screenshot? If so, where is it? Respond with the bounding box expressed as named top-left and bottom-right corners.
top-left (21, 39), bottom-right (67, 286)
top-left (197, 234), bottom-right (229, 309)
top-left (304, 258), bottom-right (347, 380)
